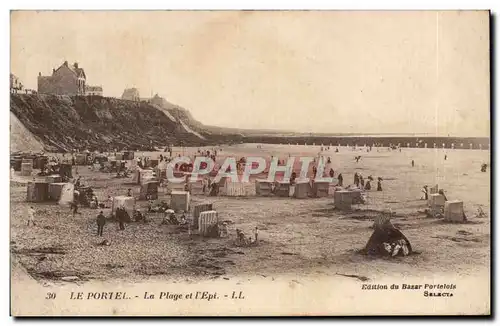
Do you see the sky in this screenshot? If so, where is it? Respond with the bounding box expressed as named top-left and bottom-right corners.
top-left (10, 11), bottom-right (490, 136)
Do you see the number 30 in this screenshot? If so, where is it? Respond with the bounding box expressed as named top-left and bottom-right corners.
top-left (45, 292), bottom-right (56, 300)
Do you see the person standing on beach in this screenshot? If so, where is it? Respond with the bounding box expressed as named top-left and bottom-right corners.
top-left (117, 206), bottom-right (126, 231)
top-left (338, 173), bottom-right (343, 187)
top-left (96, 211), bottom-right (106, 236)
top-left (411, 160), bottom-right (414, 167)
top-left (421, 185), bottom-right (429, 200)
top-left (106, 195), bottom-right (113, 208)
top-left (365, 179), bottom-right (371, 190)
top-left (70, 200), bottom-right (80, 217)
top-left (27, 206), bottom-right (36, 226)
top-left (377, 178), bottom-right (383, 191)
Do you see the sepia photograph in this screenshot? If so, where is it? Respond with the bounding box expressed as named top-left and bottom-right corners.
top-left (9, 10), bottom-right (490, 316)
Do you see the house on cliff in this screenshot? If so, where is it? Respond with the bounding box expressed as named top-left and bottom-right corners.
top-left (122, 88), bottom-right (140, 101)
top-left (149, 93), bottom-right (167, 107)
top-left (10, 74), bottom-right (23, 93)
top-left (38, 61), bottom-right (102, 96)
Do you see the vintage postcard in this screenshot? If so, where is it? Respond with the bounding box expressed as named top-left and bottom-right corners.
top-left (9, 10), bottom-right (490, 316)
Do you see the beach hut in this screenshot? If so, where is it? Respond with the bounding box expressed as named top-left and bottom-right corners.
top-left (26, 181), bottom-right (49, 202)
top-left (224, 181), bottom-right (250, 197)
top-left (255, 179), bottom-right (273, 196)
top-left (48, 182), bottom-right (68, 201)
top-left (444, 200), bottom-right (465, 222)
top-left (294, 181), bottom-right (311, 199)
top-left (139, 181), bottom-right (159, 200)
top-left (218, 177), bottom-right (230, 196)
top-left (198, 210), bottom-right (218, 237)
top-left (334, 190), bottom-right (352, 211)
top-left (275, 181), bottom-right (291, 197)
top-left (217, 176), bottom-right (230, 195)
top-left (132, 168), bottom-right (155, 185)
top-left (34, 156), bottom-right (49, 170)
top-left (312, 181), bottom-right (330, 198)
top-left (193, 203), bottom-right (214, 229)
top-left (154, 167), bottom-right (167, 180)
top-left (58, 164), bottom-right (73, 180)
top-left (170, 191), bottom-right (190, 212)
top-left (21, 162), bottom-right (32, 176)
top-left (428, 193), bottom-right (446, 208)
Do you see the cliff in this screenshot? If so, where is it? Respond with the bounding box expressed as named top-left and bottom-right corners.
top-left (148, 97), bottom-right (246, 142)
top-left (10, 94), bottom-right (212, 152)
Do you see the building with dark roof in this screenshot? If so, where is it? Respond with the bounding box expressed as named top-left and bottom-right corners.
top-left (37, 61), bottom-right (88, 95)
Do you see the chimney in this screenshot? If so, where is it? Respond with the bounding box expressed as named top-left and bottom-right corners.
top-left (63, 61), bottom-right (68, 66)
top-left (38, 72), bottom-right (41, 77)
top-left (52, 68), bottom-right (55, 74)
top-left (74, 62), bottom-right (79, 69)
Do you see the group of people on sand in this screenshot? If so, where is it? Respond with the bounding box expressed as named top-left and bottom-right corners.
top-left (354, 172), bottom-right (382, 191)
top-left (93, 204), bottom-right (129, 237)
top-left (197, 148), bottom-right (220, 161)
